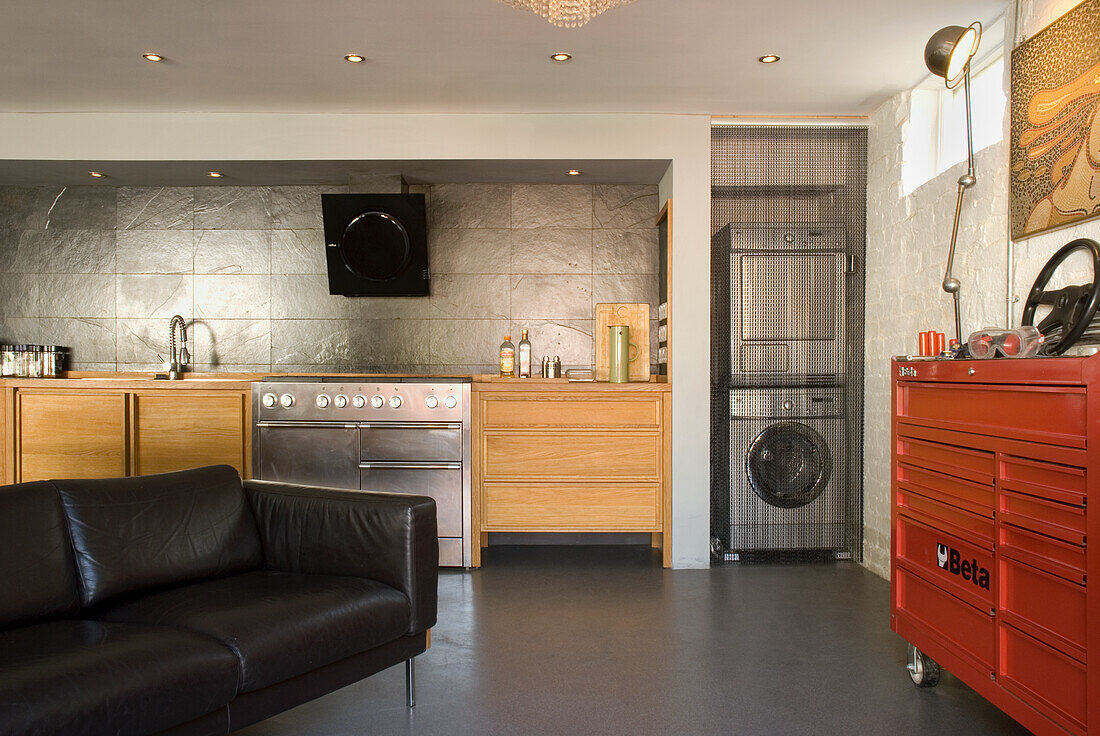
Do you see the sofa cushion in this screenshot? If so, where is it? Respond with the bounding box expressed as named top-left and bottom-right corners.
top-left (0, 481), bottom-right (80, 628)
top-left (100, 570), bottom-right (411, 692)
top-left (0, 620), bottom-right (238, 736)
top-left (55, 465), bottom-right (263, 607)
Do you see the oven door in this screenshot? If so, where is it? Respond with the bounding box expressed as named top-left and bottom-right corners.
top-left (359, 462), bottom-right (464, 565)
top-left (255, 421), bottom-right (360, 490)
top-left (360, 422), bottom-right (462, 462)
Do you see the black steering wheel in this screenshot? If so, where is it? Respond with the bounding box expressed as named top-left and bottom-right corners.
top-left (1021, 238), bottom-right (1100, 355)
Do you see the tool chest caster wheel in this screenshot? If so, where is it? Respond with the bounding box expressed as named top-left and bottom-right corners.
top-left (906, 643), bottom-right (941, 687)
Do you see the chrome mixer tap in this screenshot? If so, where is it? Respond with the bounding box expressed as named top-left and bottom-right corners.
top-left (167, 315), bottom-right (190, 380)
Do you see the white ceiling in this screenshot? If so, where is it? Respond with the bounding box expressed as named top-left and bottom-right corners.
top-left (2, 0), bottom-right (1007, 116)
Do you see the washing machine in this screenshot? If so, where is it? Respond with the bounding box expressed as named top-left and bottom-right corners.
top-left (716, 386), bottom-right (847, 555)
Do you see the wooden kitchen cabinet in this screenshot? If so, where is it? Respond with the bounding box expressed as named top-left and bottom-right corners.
top-left (0, 379), bottom-right (252, 485)
top-left (472, 380), bottom-right (672, 568)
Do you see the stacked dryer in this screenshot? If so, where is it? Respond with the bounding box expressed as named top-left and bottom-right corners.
top-left (711, 224), bottom-right (853, 560)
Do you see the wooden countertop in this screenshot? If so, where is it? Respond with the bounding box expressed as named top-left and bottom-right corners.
top-left (1, 372), bottom-right (671, 391)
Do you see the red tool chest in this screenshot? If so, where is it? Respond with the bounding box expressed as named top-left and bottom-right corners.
top-left (891, 355), bottom-right (1098, 736)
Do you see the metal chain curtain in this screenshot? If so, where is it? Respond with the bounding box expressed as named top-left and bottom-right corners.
top-left (710, 125), bottom-right (868, 563)
top-left (496, 0), bottom-right (637, 27)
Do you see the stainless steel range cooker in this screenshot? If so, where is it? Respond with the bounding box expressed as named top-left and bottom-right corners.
top-left (251, 377), bottom-right (472, 567)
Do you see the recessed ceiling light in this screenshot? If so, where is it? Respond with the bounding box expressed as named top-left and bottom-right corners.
top-left (88, 171), bottom-right (105, 178)
top-left (207, 171), bottom-right (223, 178)
top-left (142, 52), bottom-right (164, 62)
top-left (566, 169), bottom-right (582, 176)
top-left (344, 53), bottom-right (365, 63)
top-left (758, 54), bottom-right (781, 64)
top-left (550, 52), bottom-right (572, 62)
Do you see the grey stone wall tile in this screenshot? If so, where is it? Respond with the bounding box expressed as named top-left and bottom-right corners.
top-left (349, 319), bottom-right (431, 365)
top-left (271, 229), bottom-right (327, 274)
top-left (36, 317), bottom-right (117, 363)
top-left (0, 231), bottom-right (44, 273)
top-left (118, 188), bottom-right (194, 230)
top-left (592, 274), bottom-right (658, 313)
top-left (70, 362), bottom-right (119, 372)
top-left (191, 318), bottom-right (271, 365)
top-left (429, 274), bottom-right (510, 319)
top-left (117, 274), bottom-right (192, 319)
top-left (190, 363), bottom-right (272, 373)
top-left (429, 319), bottom-right (509, 366)
top-left (510, 275), bottom-right (592, 320)
top-left (271, 274), bottom-right (348, 319)
top-left (270, 186), bottom-right (334, 228)
top-left (40, 274), bottom-right (116, 318)
top-left (194, 274), bottom-right (270, 320)
top-left (38, 230), bottom-right (116, 273)
top-left (510, 319), bottom-right (594, 368)
top-left (0, 187), bottom-right (58, 230)
top-left (0, 275), bottom-right (40, 317)
top-left (593, 185), bottom-right (658, 228)
top-left (194, 230), bottom-right (271, 275)
top-left (511, 228), bottom-right (591, 273)
top-left (194, 187), bottom-right (273, 230)
top-left (431, 184), bottom-right (510, 229)
top-left (429, 228), bottom-right (510, 274)
top-left (0, 317), bottom-right (41, 343)
top-left (593, 229), bottom-right (658, 274)
top-left (45, 187), bottom-right (117, 229)
top-left (271, 320), bottom-right (352, 366)
top-left (117, 318), bottom-right (191, 365)
top-left (347, 296), bottom-right (430, 320)
top-left (511, 185), bottom-right (592, 228)
top-left (116, 231), bottom-right (195, 274)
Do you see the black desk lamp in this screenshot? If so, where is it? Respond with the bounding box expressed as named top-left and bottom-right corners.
top-left (924, 21), bottom-right (982, 344)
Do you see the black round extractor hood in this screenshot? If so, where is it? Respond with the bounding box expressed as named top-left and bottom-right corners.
top-left (340, 211), bottom-right (411, 281)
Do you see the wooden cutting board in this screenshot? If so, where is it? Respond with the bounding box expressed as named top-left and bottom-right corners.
top-left (595, 303), bottom-right (650, 381)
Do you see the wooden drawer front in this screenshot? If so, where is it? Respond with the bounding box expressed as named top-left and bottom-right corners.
top-left (896, 516), bottom-right (993, 610)
top-left (895, 566), bottom-right (994, 671)
top-left (18, 392), bottom-right (125, 481)
top-left (133, 393), bottom-right (245, 476)
top-left (897, 462), bottom-right (993, 517)
top-left (898, 383), bottom-right (1086, 446)
top-left (999, 490), bottom-right (1086, 546)
top-left (897, 488), bottom-right (993, 543)
top-left (483, 432), bottom-right (659, 480)
top-left (896, 436), bottom-right (994, 484)
top-left (1000, 525), bottom-right (1086, 582)
top-left (1000, 557), bottom-right (1086, 660)
top-left (482, 483), bottom-right (660, 531)
top-left (999, 456), bottom-right (1086, 507)
top-left (998, 624), bottom-right (1087, 736)
top-left (482, 397), bottom-right (660, 428)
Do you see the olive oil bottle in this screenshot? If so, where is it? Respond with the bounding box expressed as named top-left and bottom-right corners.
top-left (499, 335), bottom-right (515, 377)
top-left (518, 329), bottom-right (532, 378)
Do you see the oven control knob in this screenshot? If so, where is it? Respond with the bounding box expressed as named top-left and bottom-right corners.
top-left (370, 395), bottom-right (385, 409)
top-left (353, 394), bottom-right (367, 409)
top-left (333, 394), bottom-right (348, 408)
top-left (279, 393), bottom-right (295, 408)
top-left (261, 393), bottom-right (277, 408)
top-left (389, 395), bottom-right (403, 409)
top-left (444, 395), bottom-right (458, 409)
top-left (316, 394), bottom-right (330, 409)
top-left (425, 395), bottom-right (439, 409)
top-left (782, 400), bottom-right (794, 411)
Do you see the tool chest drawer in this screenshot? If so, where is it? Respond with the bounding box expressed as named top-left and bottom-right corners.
top-left (896, 487), bottom-right (993, 543)
top-left (896, 434), bottom-right (994, 484)
top-left (999, 489), bottom-right (1086, 546)
top-left (898, 461), bottom-right (994, 516)
top-left (1000, 455), bottom-right (1087, 507)
top-left (999, 555), bottom-right (1086, 659)
top-left (998, 623), bottom-right (1087, 736)
top-left (895, 515), bottom-right (993, 610)
top-left (895, 565), bottom-right (994, 671)
top-left (999, 524), bottom-right (1087, 582)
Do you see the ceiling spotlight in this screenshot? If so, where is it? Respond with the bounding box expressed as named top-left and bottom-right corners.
top-left (344, 53), bottom-right (365, 63)
top-left (758, 54), bottom-right (780, 64)
top-left (550, 52), bottom-right (572, 62)
top-left (142, 52), bottom-right (164, 62)
top-left (566, 169), bottom-right (582, 176)
top-left (207, 171), bottom-right (223, 178)
top-left (88, 171), bottom-right (105, 178)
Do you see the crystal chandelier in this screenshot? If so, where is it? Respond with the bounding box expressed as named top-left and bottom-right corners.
top-left (496, 0), bottom-right (637, 28)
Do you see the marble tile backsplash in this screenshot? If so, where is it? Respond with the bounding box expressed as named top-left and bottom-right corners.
top-left (0, 183), bottom-right (659, 373)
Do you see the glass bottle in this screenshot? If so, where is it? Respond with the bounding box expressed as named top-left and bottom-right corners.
top-left (518, 329), bottom-right (532, 378)
top-left (499, 335), bottom-right (515, 378)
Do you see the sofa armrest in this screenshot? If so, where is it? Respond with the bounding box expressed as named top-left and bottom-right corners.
top-left (243, 480), bottom-right (438, 634)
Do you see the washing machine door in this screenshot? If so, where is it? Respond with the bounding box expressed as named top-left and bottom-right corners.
top-left (746, 421), bottom-right (832, 509)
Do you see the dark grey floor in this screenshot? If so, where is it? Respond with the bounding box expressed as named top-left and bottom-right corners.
top-left (239, 546), bottom-right (1031, 736)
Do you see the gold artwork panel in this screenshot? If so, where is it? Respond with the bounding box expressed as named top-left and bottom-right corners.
top-left (1010, 0), bottom-right (1100, 240)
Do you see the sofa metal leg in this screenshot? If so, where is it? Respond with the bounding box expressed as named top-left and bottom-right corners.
top-left (405, 658), bottom-right (416, 707)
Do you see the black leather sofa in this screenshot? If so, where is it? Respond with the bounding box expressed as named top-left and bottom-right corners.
top-left (0, 465), bottom-right (438, 736)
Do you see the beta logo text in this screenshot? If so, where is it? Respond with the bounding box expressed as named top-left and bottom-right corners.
top-left (936, 543), bottom-right (990, 590)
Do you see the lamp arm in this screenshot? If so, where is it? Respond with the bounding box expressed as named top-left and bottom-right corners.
top-left (942, 68), bottom-right (978, 345)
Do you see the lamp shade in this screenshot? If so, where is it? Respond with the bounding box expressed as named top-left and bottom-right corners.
top-left (924, 22), bottom-right (981, 87)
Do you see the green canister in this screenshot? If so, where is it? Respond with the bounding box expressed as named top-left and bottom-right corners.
top-left (608, 325), bottom-right (638, 383)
